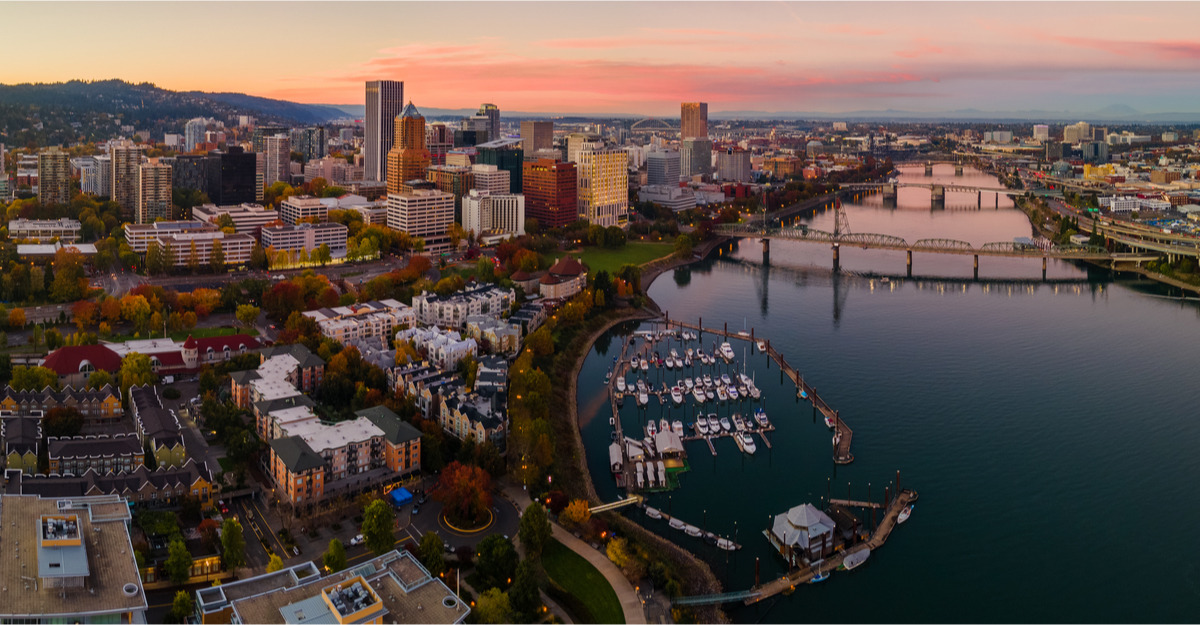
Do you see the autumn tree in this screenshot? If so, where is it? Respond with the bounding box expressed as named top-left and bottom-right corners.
top-left (235, 304), bottom-right (260, 329)
top-left (43, 406), bottom-right (83, 438)
top-left (266, 554), bottom-right (284, 573)
top-left (10, 365), bottom-right (57, 391)
top-left (7, 307), bottom-right (25, 328)
top-left (559, 499), bottom-right (592, 529)
top-left (120, 294), bottom-right (152, 333)
top-left (432, 461), bottom-right (493, 527)
top-left (210, 239), bottom-right (225, 272)
top-left (118, 353), bottom-right (157, 399)
top-left (473, 588), bottom-right (514, 624)
top-left (50, 247), bottom-right (87, 302)
top-left (72, 300), bottom-right (99, 330)
top-left (606, 536), bottom-right (646, 581)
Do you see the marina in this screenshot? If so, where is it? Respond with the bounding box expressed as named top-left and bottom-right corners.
top-left (643, 505), bottom-right (743, 551)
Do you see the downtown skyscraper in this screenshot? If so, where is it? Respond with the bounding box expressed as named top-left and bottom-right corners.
top-left (365, 80), bottom-right (404, 183)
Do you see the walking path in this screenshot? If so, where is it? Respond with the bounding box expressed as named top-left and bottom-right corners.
top-left (502, 484), bottom-right (647, 625)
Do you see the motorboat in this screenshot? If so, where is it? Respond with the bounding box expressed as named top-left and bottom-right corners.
top-left (810, 571), bottom-right (830, 583)
top-left (683, 377), bottom-right (694, 390)
top-left (720, 342), bottom-right (736, 362)
top-left (657, 461), bottom-right (666, 486)
top-left (686, 348), bottom-right (694, 359)
top-left (707, 414), bottom-right (720, 432)
top-left (731, 413), bottom-right (746, 432)
top-left (637, 390), bottom-right (649, 406)
top-left (669, 518), bottom-right (686, 531)
top-left (683, 355), bottom-right (692, 367)
top-left (757, 339), bottom-right (767, 353)
top-left (825, 415), bottom-right (838, 429)
top-left (748, 385), bottom-right (761, 400)
top-left (636, 379), bottom-right (647, 393)
top-left (716, 538), bottom-right (738, 551)
top-left (735, 432), bottom-right (757, 454)
top-left (672, 420), bottom-right (685, 437)
top-left (646, 420), bottom-right (658, 436)
top-left (616, 376), bottom-right (626, 392)
top-left (669, 349), bottom-right (680, 365)
top-left (635, 462), bottom-right (644, 489)
top-left (703, 374), bottom-right (713, 387)
top-left (671, 387), bottom-right (684, 405)
top-left (664, 355), bottom-right (675, 369)
top-left (799, 388), bottom-right (809, 399)
top-left (646, 506), bottom-right (663, 520)
top-left (705, 388), bottom-right (715, 401)
top-left (716, 386), bottom-right (728, 402)
top-left (693, 387), bottom-right (706, 404)
top-left (659, 419), bottom-right (670, 435)
top-left (841, 547), bottom-right (871, 571)
top-left (754, 408), bottom-right (770, 428)
top-left (609, 416), bottom-right (615, 426)
top-left (605, 368), bottom-right (611, 382)
top-left (630, 356), bottom-right (640, 370)
top-left (640, 359), bottom-right (649, 372)
top-left (718, 416), bottom-right (731, 432)
top-left (696, 419), bottom-right (709, 435)
top-left (720, 374), bottom-right (732, 386)
top-left (738, 373), bottom-right (753, 387)
top-left (684, 525), bottom-right (703, 538)
top-left (728, 386), bottom-right (739, 401)
top-left (898, 505), bottom-right (914, 524)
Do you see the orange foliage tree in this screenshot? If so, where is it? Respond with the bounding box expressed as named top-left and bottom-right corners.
top-left (432, 461), bottom-right (493, 527)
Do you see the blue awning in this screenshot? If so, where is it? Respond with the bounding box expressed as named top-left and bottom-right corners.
top-left (388, 487), bottom-right (413, 507)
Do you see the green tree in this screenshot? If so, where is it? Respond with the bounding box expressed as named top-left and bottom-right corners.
top-left (221, 518), bottom-right (246, 570)
top-left (50, 248), bottom-right (86, 302)
top-left (10, 365), bottom-right (58, 391)
top-left (508, 560), bottom-right (542, 621)
top-left (266, 554), bottom-right (285, 573)
top-left (165, 537), bottom-right (193, 584)
top-left (323, 538), bottom-right (347, 573)
top-left (517, 503), bottom-right (552, 561)
top-left (210, 239), bottom-right (225, 272)
top-left (146, 240), bottom-right (166, 275)
top-left (474, 535), bottom-right (518, 591)
top-left (361, 499), bottom-right (395, 556)
top-left (118, 352), bottom-right (157, 399)
top-left (315, 243), bottom-right (331, 266)
top-left (250, 243), bottom-right (268, 270)
top-left (473, 588), bottom-right (514, 624)
top-left (187, 241), bottom-right (200, 274)
top-left (170, 590), bottom-right (195, 623)
top-left (235, 304), bottom-right (260, 329)
top-left (87, 369), bottom-right (113, 390)
top-left (417, 532), bottom-right (445, 576)
top-left (674, 233), bottom-right (694, 258)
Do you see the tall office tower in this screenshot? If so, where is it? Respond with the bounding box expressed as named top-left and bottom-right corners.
top-left (1063, 121), bottom-right (1091, 144)
top-left (365, 80), bottom-right (404, 182)
top-left (523, 158), bottom-right (578, 229)
top-left (110, 139), bottom-right (141, 217)
top-left (215, 146), bottom-right (257, 205)
top-left (566, 133), bottom-right (604, 163)
top-left (37, 146), bottom-right (71, 206)
top-left (477, 103), bottom-right (501, 141)
top-left (646, 149), bottom-right (681, 186)
top-left (386, 188), bottom-right (455, 252)
top-left (1033, 124), bottom-right (1050, 142)
top-left (250, 125), bottom-right (288, 153)
top-left (575, 147), bottom-right (628, 227)
top-left (292, 127), bottom-right (327, 162)
top-left (172, 154), bottom-right (217, 197)
top-left (137, 160), bottom-right (173, 223)
top-left (681, 102), bottom-right (708, 139)
top-left (263, 135), bottom-right (291, 187)
top-left (385, 102), bottom-right (431, 195)
top-left (717, 147), bottom-right (752, 182)
top-left (185, 118), bottom-right (207, 152)
top-left (425, 164), bottom-right (474, 221)
top-left (427, 123), bottom-right (454, 166)
top-left (453, 128), bottom-right (488, 147)
top-left (681, 138), bottom-right (714, 178)
top-left (476, 139), bottom-right (523, 194)
top-left (520, 121), bottom-right (553, 157)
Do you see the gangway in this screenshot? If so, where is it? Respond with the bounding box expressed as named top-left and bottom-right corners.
top-left (588, 495), bottom-right (643, 514)
top-left (671, 589), bottom-right (762, 606)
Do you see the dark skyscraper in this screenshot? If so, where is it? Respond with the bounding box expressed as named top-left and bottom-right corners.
top-left (366, 80), bottom-right (404, 183)
top-left (215, 147), bottom-right (257, 205)
top-left (477, 139), bottom-right (523, 194)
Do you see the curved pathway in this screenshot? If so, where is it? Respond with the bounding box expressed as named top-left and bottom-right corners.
top-left (503, 484), bottom-right (647, 625)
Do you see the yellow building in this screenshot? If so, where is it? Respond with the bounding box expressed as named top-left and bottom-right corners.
top-left (576, 147), bottom-right (628, 227)
top-left (2, 415), bottom-right (40, 474)
top-left (385, 102), bottom-right (431, 195)
top-left (37, 146), bottom-right (71, 206)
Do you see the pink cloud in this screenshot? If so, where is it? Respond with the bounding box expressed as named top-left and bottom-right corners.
top-left (1052, 35), bottom-right (1200, 60)
top-left (894, 38), bottom-right (953, 59)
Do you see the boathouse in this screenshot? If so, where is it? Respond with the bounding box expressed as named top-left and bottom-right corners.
top-left (766, 503), bottom-right (837, 567)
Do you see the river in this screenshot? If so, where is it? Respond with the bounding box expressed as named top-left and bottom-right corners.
top-left (575, 164), bottom-right (1200, 622)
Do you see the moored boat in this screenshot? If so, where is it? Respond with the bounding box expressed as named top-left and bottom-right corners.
top-left (757, 339), bottom-right (767, 353)
top-left (898, 504), bottom-right (914, 524)
top-left (646, 420), bottom-right (658, 436)
top-left (735, 432), bottom-right (757, 454)
top-left (810, 571), bottom-right (830, 583)
top-left (671, 387), bottom-right (684, 405)
top-left (693, 387), bottom-right (706, 404)
top-left (672, 420), bottom-right (684, 437)
top-left (707, 414), bottom-right (720, 432)
top-left (716, 538), bottom-right (738, 551)
top-left (696, 419), bottom-right (709, 435)
top-left (716, 386), bottom-right (728, 402)
top-left (731, 413), bottom-right (745, 431)
top-left (684, 525), bottom-right (703, 537)
top-left (719, 416), bottom-right (731, 432)
top-left (825, 415), bottom-right (837, 429)
top-left (754, 408), bottom-right (770, 428)
top-left (669, 517), bottom-right (686, 531)
top-left (841, 546), bottom-right (871, 571)
top-left (646, 506), bottom-right (663, 520)
top-left (616, 376), bottom-right (626, 392)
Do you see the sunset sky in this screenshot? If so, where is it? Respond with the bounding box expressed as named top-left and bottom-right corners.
top-left (4, 2), bottom-right (1200, 116)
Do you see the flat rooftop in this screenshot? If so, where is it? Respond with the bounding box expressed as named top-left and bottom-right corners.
top-left (0, 494), bottom-right (146, 618)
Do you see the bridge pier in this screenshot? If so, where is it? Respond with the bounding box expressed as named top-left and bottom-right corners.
top-left (977, 190), bottom-right (981, 209)
top-left (973, 254), bottom-right (979, 280)
top-left (761, 237), bottom-right (770, 264)
top-left (906, 250), bottom-right (913, 277)
top-left (995, 193), bottom-right (999, 209)
top-left (931, 185), bottom-right (945, 209)
top-left (955, 163), bottom-right (964, 176)
top-left (832, 244), bottom-right (840, 272)
top-left (1042, 256), bottom-right (1048, 280)
top-left (924, 163), bottom-right (933, 176)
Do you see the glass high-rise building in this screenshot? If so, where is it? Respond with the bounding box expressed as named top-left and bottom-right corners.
top-left (365, 80), bottom-right (404, 183)
top-left (476, 139), bottom-right (523, 194)
top-left (681, 102), bottom-right (708, 139)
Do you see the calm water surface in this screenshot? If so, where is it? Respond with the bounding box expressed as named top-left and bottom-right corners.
top-left (575, 165), bottom-right (1200, 622)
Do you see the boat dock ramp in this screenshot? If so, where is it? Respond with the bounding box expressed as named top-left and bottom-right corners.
top-left (662, 315), bottom-right (855, 464)
top-left (642, 505), bottom-right (742, 551)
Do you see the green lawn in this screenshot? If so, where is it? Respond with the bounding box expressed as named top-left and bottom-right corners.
top-left (552, 241), bottom-right (675, 275)
top-left (542, 538), bottom-right (624, 624)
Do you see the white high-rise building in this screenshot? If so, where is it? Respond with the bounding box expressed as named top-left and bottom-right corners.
top-left (1033, 124), bottom-right (1050, 142)
top-left (80, 155), bottom-right (112, 196)
top-left (110, 139), bottom-right (141, 218)
top-left (365, 80), bottom-right (404, 183)
top-left (386, 189), bottom-right (455, 248)
top-left (185, 118), bottom-right (207, 152)
top-left (471, 164), bottom-right (510, 194)
top-left (462, 190), bottom-right (525, 239)
top-left (576, 147), bottom-right (628, 227)
top-left (263, 135), bottom-right (290, 187)
top-left (137, 160), bottom-right (173, 224)
top-left (647, 149), bottom-right (681, 186)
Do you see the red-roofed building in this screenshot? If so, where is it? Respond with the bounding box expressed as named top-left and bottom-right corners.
top-left (539, 255), bottom-right (587, 300)
top-left (39, 345), bottom-right (123, 388)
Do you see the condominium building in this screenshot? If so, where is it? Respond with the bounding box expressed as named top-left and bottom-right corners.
top-left (302, 299), bottom-right (415, 344)
top-left (48, 433), bottom-right (144, 475)
top-left (129, 384), bottom-right (187, 469)
top-left (425, 164), bottom-right (474, 219)
top-left (304, 156), bottom-right (349, 184)
top-left (110, 139), bottom-right (141, 217)
top-left (647, 149), bottom-right (682, 186)
top-left (137, 159), bottom-right (173, 223)
top-left (411, 284), bottom-right (516, 330)
top-left (231, 343), bottom-right (325, 420)
top-left (386, 102), bottom-right (431, 195)
top-left (365, 80), bottom-right (404, 182)
top-left (523, 158), bottom-right (578, 228)
top-left (567, 132), bottom-right (603, 164)
top-left (291, 127), bottom-right (326, 161)
top-left (192, 202), bottom-right (281, 239)
top-left (520, 120), bottom-right (554, 156)
top-left (576, 147), bottom-right (629, 226)
top-left (477, 103), bottom-right (501, 143)
top-left (280, 194), bottom-right (328, 225)
top-left (681, 102), bottom-right (709, 139)
top-left (124, 220), bottom-right (219, 252)
top-left (262, 134), bottom-right (291, 187)
top-left (395, 327), bottom-right (479, 371)
top-left (156, 231), bottom-right (255, 267)
top-left (717, 147), bottom-right (752, 182)
top-left (0, 493), bottom-right (148, 623)
top-left (185, 117), bottom-right (208, 152)
top-left (440, 389), bottom-right (505, 448)
top-left (80, 154), bottom-right (112, 196)
top-left (462, 190), bottom-right (525, 240)
top-left (37, 146), bottom-right (71, 206)
top-left (8, 217), bottom-right (82, 243)
top-left (386, 188), bottom-right (454, 249)
top-left (261, 222), bottom-right (348, 253)
top-left (0, 384), bottom-right (123, 425)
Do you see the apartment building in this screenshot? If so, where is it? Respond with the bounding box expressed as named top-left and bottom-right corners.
top-left (411, 284), bottom-right (515, 330)
top-left (279, 194), bottom-right (328, 225)
top-left (261, 222), bottom-right (348, 253)
top-left (302, 299), bottom-right (415, 344)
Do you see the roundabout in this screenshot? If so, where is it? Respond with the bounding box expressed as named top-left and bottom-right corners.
top-left (439, 508), bottom-right (495, 536)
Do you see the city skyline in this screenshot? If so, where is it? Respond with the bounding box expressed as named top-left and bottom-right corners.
top-left (4, 2), bottom-right (1200, 116)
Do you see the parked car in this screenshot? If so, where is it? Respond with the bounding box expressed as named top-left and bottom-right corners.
top-left (218, 500), bottom-right (229, 515)
top-left (350, 534), bottom-right (364, 546)
top-left (411, 504), bottom-right (420, 516)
